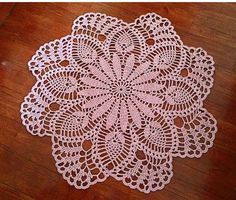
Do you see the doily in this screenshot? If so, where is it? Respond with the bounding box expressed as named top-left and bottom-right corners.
top-left (20, 13), bottom-right (217, 193)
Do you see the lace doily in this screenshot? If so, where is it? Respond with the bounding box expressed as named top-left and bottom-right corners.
top-left (20, 13), bottom-right (217, 193)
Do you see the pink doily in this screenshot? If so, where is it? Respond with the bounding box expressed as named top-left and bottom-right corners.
top-left (20, 13), bottom-right (217, 193)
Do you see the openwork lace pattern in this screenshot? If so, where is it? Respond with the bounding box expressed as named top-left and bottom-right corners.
top-left (20, 13), bottom-right (217, 193)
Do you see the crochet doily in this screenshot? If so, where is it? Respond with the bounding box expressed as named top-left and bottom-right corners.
top-left (20, 13), bottom-right (217, 193)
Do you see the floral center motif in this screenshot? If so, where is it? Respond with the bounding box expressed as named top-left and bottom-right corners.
top-left (110, 80), bottom-right (131, 98)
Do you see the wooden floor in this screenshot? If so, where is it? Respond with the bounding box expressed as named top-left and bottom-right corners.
top-left (0, 3), bottom-right (236, 200)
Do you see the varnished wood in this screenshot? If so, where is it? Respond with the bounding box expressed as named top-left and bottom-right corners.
top-left (0, 3), bottom-right (236, 200)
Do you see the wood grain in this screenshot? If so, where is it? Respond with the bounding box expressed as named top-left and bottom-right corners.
top-left (0, 3), bottom-right (236, 200)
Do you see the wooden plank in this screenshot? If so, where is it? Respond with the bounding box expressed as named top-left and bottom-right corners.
top-left (0, 3), bottom-right (236, 200)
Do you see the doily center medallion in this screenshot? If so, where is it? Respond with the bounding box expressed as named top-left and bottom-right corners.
top-left (20, 12), bottom-right (217, 193)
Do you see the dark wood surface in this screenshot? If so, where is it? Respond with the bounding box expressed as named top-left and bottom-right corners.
top-left (0, 3), bottom-right (236, 200)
